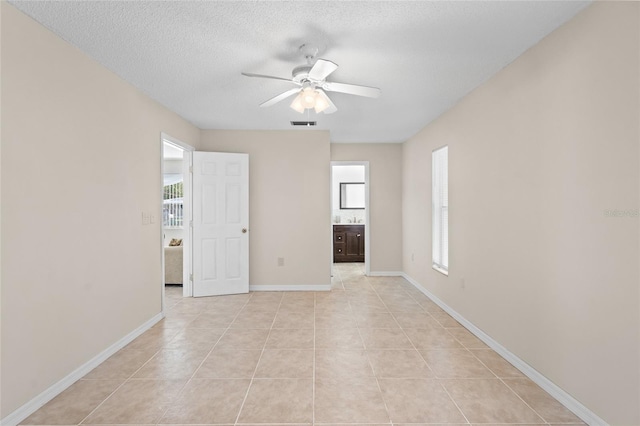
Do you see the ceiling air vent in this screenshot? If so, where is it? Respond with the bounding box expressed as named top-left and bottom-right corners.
top-left (290, 121), bottom-right (317, 127)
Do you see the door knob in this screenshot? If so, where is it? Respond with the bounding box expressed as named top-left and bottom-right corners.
top-left (242, 228), bottom-right (247, 234)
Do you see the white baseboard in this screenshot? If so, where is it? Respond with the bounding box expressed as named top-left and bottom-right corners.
top-left (1, 312), bottom-right (164, 426)
top-left (400, 272), bottom-right (607, 426)
top-left (368, 271), bottom-right (404, 277)
top-left (249, 284), bottom-right (331, 292)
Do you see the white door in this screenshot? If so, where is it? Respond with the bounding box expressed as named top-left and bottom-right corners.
top-left (192, 152), bottom-right (249, 297)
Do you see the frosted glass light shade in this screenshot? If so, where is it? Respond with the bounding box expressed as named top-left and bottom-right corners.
top-left (290, 92), bottom-right (305, 113)
top-left (290, 87), bottom-right (333, 114)
top-left (301, 88), bottom-right (317, 108)
top-left (314, 90), bottom-right (331, 113)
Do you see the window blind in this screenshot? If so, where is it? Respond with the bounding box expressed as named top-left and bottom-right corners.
top-left (432, 146), bottom-right (449, 273)
top-left (163, 181), bottom-right (184, 228)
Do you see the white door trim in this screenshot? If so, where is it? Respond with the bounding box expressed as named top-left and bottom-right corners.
top-left (330, 161), bottom-right (370, 276)
top-left (182, 149), bottom-right (193, 298)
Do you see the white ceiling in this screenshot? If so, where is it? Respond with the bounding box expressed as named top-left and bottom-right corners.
top-left (10, 1), bottom-right (590, 143)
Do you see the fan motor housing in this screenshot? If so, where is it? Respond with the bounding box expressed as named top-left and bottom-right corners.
top-left (292, 65), bottom-right (313, 82)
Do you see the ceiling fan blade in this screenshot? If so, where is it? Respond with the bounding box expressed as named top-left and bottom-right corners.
top-left (241, 72), bottom-right (297, 84)
top-left (260, 88), bottom-right (301, 107)
top-left (315, 89), bottom-right (337, 114)
top-left (322, 81), bottom-right (381, 98)
top-left (308, 59), bottom-right (338, 81)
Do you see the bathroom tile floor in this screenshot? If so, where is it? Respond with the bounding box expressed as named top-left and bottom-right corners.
top-left (21, 263), bottom-right (584, 426)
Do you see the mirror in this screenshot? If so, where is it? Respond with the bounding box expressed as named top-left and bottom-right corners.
top-left (340, 182), bottom-right (365, 209)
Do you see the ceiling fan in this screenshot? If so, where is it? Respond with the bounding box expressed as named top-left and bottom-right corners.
top-left (242, 45), bottom-right (381, 114)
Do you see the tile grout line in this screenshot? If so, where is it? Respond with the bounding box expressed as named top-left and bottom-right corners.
top-left (314, 264), bottom-right (345, 425)
top-left (75, 313), bottom-right (196, 425)
top-left (416, 277), bottom-right (553, 424)
top-left (438, 384), bottom-right (472, 425)
top-left (75, 301), bottom-right (194, 425)
top-left (369, 275), bottom-right (472, 425)
top-left (394, 281), bottom-right (474, 425)
top-left (400, 278), bottom-right (551, 425)
top-left (78, 296), bottom-right (218, 425)
top-left (233, 292), bottom-right (285, 425)
top-left (155, 293), bottom-right (254, 426)
top-left (494, 374), bottom-right (552, 425)
top-left (75, 353), bottom-right (158, 425)
top-left (349, 272), bottom-right (393, 426)
top-left (312, 289), bottom-right (317, 426)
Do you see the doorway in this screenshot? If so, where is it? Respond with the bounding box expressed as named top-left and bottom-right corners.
top-left (161, 134), bottom-right (194, 301)
top-left (161, 138), bottom-right (250, 302)
top-left (330, 161), bottom-right (370, 277)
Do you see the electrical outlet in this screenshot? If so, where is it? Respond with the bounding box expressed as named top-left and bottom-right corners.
top-left (277, 257), bottom-right (285, 267)
top-left (411, 253), bottom-right (415, 262)
top-left (150, 214), bottom-right (156, 224)
top-left (142, 211), bottom-right (150, 225)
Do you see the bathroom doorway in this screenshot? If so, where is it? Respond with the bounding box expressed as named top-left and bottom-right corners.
top-left (330, 162), bottom-right (370, 277)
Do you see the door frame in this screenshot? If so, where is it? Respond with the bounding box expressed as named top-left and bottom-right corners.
top-left (330, 161), bottom-right (370, 276)
top-left (160, 133), bottom-right (195, 309)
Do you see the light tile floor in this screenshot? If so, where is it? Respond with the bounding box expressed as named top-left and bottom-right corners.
top-left (22, 263), bottom-right (584, 426)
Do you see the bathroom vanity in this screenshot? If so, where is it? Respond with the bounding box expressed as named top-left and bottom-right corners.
top-left (333, 224), bottom-right (365, 262)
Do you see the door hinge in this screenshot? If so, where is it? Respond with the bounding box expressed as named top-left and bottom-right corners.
top-left (189, 273), bottom-right (193, 282)
top-left (189, 165), bottom-right (193, 173)
top-left (189, 220), bottom-right (193, 228)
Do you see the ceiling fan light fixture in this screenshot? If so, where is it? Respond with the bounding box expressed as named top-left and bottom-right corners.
top-left (243, 57), bottom-right (380, 115)
top-left (314, 90), bottom-right (330, 113)
top-left (290, 92), bottom-right (306, 113)
top-left (301, 87), bottom-right (317, 108)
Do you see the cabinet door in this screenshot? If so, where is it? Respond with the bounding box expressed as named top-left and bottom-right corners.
top-left (345, 226), bottom-right (364, 262)
top-left (345, 231), bottom-right (361, 256)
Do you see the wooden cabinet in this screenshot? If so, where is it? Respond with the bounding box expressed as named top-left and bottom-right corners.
top-left (333, 224), bottom-right (365, 263)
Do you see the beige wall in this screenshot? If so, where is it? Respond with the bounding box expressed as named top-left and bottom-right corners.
top-left (402, 2), bottom-right (639, 424)
top-left (0, 3), bottom-right (199, 417)
top-left (2, 0), bottom-right (638, 423)
top-left (199, 130), bottom-right (331, 287)
top-left (331, 144), bottom-right (403, 273)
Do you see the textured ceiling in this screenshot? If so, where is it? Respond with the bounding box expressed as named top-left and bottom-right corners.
top-left (10, 1), bottom-right (590, 143)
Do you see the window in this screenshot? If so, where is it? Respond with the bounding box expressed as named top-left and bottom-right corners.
top-left (163, 181), bottom-right (183, 228)
top-left (432, 146), bottom-right (448, 274)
